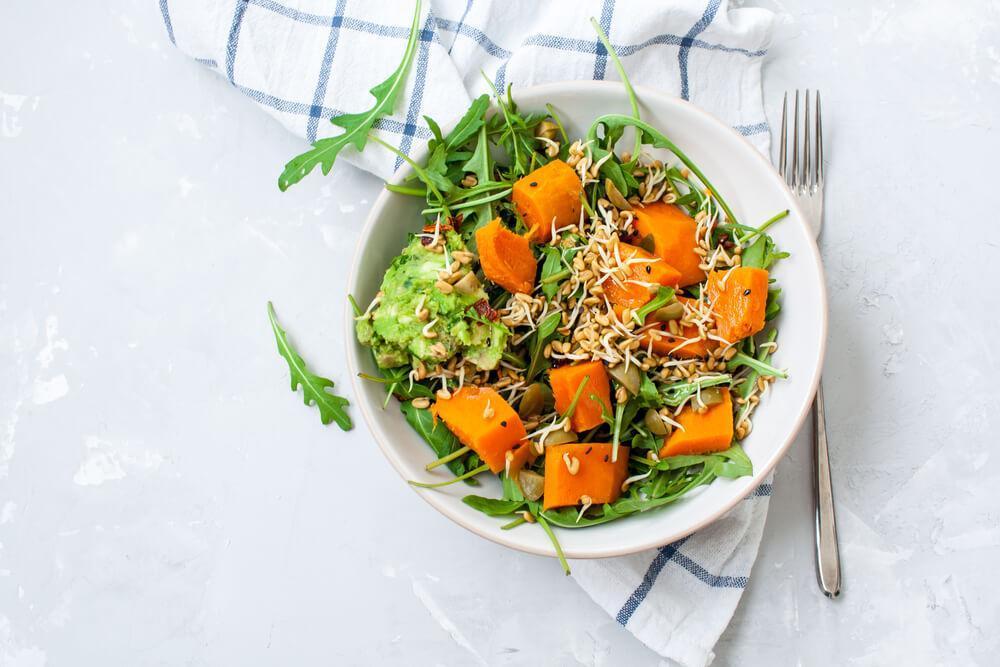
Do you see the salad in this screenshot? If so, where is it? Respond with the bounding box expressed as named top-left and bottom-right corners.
top-left (272, 5), bottom-right (788, 574)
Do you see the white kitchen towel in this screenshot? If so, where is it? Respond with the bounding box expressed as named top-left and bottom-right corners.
top-left (162, 1), bottom-right (775, 664)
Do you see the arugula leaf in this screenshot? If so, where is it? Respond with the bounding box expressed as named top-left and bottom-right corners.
top-left (524, 311), bottom-right (562, 383)
top-left (735, 329), bottom-right (779, 425)
top-left (633, 286), bottom-right (675, 324)
top-left (278, 0), bottom-right (423, 191)
top-left (660, 374), bottom-right (732, 407)
top-left (444, 94), bottom-right (490, 149)
top-left (462, 125), bottom-right (495, 238)
top-left (765, 287), bottom-right (782, 321)
top-left (586, 114), bottom-right (738, 225)
top-left (540, 247), bottom-right (564, 300)
top-left (267, 302), bottom-right (351, 430)
top-left (462, 495), bottom-right (525, 516)
top-left (401, 401), bottom-right (480, 484)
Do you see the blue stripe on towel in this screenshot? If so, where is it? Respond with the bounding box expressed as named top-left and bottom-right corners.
top-left (159, 0), bottom-right (175, 44)
top-left (616, 537), bottom-right (690, 625)
top-left (593, 0), bottom-right (615, 80)
top-left (679, 0), bottom-right (722, 100)
top-left (224, 0), bottom-right (249, 83)
top-left (306, 0), bottom-right (348, 142)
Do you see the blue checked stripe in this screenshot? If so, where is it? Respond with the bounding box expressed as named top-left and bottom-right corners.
top-left (671, 551), bottom-right (749, 588)
top-left (395, 14), bottom-right (436, 170)
top-left (160, 0), bottom-right (175, 45)
top-left (679, 0), bottom-right (722, 100)
top-left (617, 537), bottom-right (690, 625)
top-left (166, 0), bottom-right (769, 172)
top-left (593, 0), bottom-right (615, 80)
top-left (447, 0), bottom-right (474, 54)
top-left (306, 0), bottom-right (348, 142)
top-left (748, 482), bottom-right (772, 497)
top-left (225, 0), bottom-right (248, 83)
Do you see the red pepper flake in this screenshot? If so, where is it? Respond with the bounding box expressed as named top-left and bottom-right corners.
top-left (473, 299), bottom-right (500, 322)
top-left (447, 212), bottom-right (465, 231)
top-left (420, 223), bottom-right (453, 245)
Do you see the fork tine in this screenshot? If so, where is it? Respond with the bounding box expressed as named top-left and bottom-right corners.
top-left (779, 92), bottom-right (788, 179)
top-left (804, 90), bottom-right (812, 188)
top-left (791, 90), bottom-right (800, 188)
top-left (815, 90), bottom-right (824, 185)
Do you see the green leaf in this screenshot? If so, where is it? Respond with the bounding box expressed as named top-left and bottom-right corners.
top-left (740, 234), bottom-right (788, 270)
top-left (277, 0), bottom-right (423, 191)
top-left (400, 401), bottom-right (480, 484)
top-left (462, 495), bottom-right (525, 516)
top-left (660, 374), bottom-right (733, 407)
top-left (524, 311), bottom-right (562, 384)
top-left (586, 114), bottom-right (739, 225)
top-left (540, 247), bottom-right (564, 300)
top-left (765, 287), bottom-right (782, 321)
top-left (462, 124), bottom-right (495, 237)
top-left (444, 94), bottom-right (490, 149)
top-left (633, 286), bottom-right (675, 324)
top-left (267, 302), bottom-right (351, 430)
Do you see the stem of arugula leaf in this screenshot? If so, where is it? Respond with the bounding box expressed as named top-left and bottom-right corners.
top-left (730, 352), bottom-right (787, 379)
top-left (611, 402), bottom-right (625, 462)
top-left (545, 103), bottom-right (570, 144)
top-left (541, 269), bottom-right (572, 284)
top-left (409, 463), bottom-right (488, 488)
top-left (425, 445), bottom-right (471, 471)
top-left (348, 294), bottom-right (362, 317)
top-left (562, 376), bottom-right (591, 422)
top-left (368, 135), bottom-right (451, 217)
top-left (501, 516), bottom-right (527, 530)
top-left (589, 17), bottom-right (641, 166)
top-left (580, 193), bottom-right (597, 219)
top-left (535, 512), bottom-right (571, 575)
top-left (738, 209), bottom-right (790, 245)
top-left (385, 184), bottom-right (426, 197)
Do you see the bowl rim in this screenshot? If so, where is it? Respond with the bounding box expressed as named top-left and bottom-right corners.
top-left (345, 80), bottom-right (827, 559)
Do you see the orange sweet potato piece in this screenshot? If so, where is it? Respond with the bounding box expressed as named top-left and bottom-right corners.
top-left (603, 243), bottom-right (681, 310)
top-left (658, 388), bottom-right (734, 458)
top-left (549, 361), bottom-right (613, 432)
top-left (431, 386), bottom-right (528, 473)
top-left (704, 267), bottom-right (769, 344)
top-left (476, 218), bottom-right (537, 294)
top-left (633, 202), bottom-right (705, 287)
top-left (513, 159), bottom-right (583, 243)
top-left (543, 443), bottom-right (630, 510)
top-left (638, 296), bottom-right (717, 359)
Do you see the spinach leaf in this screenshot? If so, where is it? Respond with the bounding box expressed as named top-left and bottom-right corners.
top-left (462, 495), bottom-right (525, 516)
top-left (400, 402), bottom-right (479, 485)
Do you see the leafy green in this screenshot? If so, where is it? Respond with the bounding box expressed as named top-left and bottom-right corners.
top-left (660, 374), bottom-right (733, 407)
top-left (741, 233), bottom-right (789, 270)
top-left (586, 114), bottom-right (738, 225)
top-left (462, 125), bottom-right (495, 238)
top-left (278, 0), bottom-right (422, 190)
top-left (590, 17), bottom-right (641, 169)
top-left (444, 94), bottom-right (490, 149)
top-left (539, 247), bottom-right (565, 300)
top-left (735, 329), bottom-right (778, 425)
top-left (533, 504), bottom-right (570, 575)
top-left (524, 311), bottom-right (562, 383)
top-left (267, 302), bottom-right (352, 430)
top-left (633, 286), bottom-right (675, 324)
top-left (462, 495), bottom-right (525, 516)
top-left (400, 402), bottom-right (480, 484)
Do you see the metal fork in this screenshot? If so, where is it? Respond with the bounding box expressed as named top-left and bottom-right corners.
top-left (778, 90), bottom-right (841, 598)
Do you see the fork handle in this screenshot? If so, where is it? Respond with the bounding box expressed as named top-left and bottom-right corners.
top-left (813, 382), bottom-right (841, 597)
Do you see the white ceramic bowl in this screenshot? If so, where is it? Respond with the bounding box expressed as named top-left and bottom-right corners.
top-left (346, 81), bottom-right (826, 559)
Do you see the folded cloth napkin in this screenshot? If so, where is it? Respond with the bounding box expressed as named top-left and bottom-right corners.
top-left (162, 1), bottom-right (775, 663)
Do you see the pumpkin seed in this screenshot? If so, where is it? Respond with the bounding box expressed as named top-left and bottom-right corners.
top-left (638, 234), bottom-right (656, 254)
top-left (543, 428), bottom-right (578, 445)
top-left (650, 302), bottom-right (684, 322)
top-left (607, 362), bottom-right (641, 396)
top-left (698, 387), bottom-right (725, 407)
top-left (604, 178), bottom-right (632, 210)
top-left (518, 383), bottom-right (553, 419)
top-left (644, 408), bottom-right (671, 436)
top-left (518, 470), bottom-right (544, 501)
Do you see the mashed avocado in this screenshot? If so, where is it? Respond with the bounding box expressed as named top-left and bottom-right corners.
top-left (356, 231), bottom-right (508, 370)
